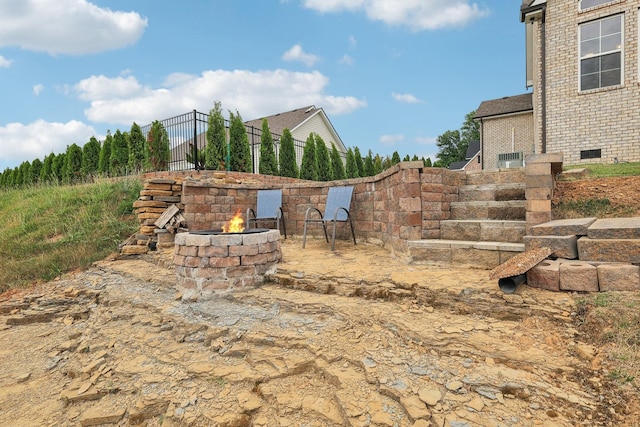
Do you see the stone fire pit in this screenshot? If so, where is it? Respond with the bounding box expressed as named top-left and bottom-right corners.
top-left (173, 228), bottom-right (282, 300)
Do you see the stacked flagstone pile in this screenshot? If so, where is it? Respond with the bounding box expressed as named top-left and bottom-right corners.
top-left (120, 178), bottom-right (184, 255)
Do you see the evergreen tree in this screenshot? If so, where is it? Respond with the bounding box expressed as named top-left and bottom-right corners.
top-left (345, 148), bottom-right (359, 179)
top-left (12, 166), bottom-right (22, 187)
top-left (300, 133), bottom-right (318, 181)
top-left (330, 143), bottom-right (345, 180)
top-left (403, 154), bottom-right (411, 161)
top-left (30, 158), bottom-right (42, 184)
top-left (373, 154), bottom-right (383, 174)
top-left (412, 154), bottom-right (419, 161)
top-left (0, 168), bottom-right (10, 188)
top-left (18, 161), bottom-right (30, 186)
top-left (110, 130), bottom-right (129, 176)
top-left (391, 151), bottom-right (401, 165)
top-left (228, 110), bottom-right (252, 173)
top-left (98, 132), bottom-right (112, 175)
top-left (128, 122), bottom-right (146, 173)
top-left (40, 153), bottom-right (54, 183)
top-left (315, 134), bottom-right (332, 181)
top-left (364, 150), bottom-right (375, 177)
top-left (52, 153), bottom-right (66, 183)
top-left (205, 101), bottom-right (227, 170)
top-left (354, 147), bottom-right (364, 177)
top-left (63, 143), bottom-right (83, 183)
top-left (278, 128), bottom-right (298, 178)
top-left (258, 118), bottom-right (277, 175)
top-left (147, 121), bottom-right (170, 171)
top-left (424, 157), bottom-right (433, 167)
top-left (82, 136), bottom-right (101, 178)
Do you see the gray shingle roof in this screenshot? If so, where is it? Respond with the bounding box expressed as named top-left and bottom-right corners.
top-left (466, 140), bottom-right (480, 159)
top-left (244, 105), bottom-right (317, 136)
top-left (474, 93), bottom-right (533, 119)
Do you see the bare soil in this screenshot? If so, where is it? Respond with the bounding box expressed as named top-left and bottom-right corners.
top-left (554, 175), bottom-right (640, 217)
top-left (1, 177), bottom-right (639, 426)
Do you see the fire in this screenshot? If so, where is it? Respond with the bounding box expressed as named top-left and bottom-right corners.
top-left (222, 210), bottom-right (244, 233)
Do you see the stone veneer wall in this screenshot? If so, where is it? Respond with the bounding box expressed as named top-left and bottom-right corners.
top-left (176, 162), bottom-right (463, 252)
top-left (138, 157), bottom-right (557, 255)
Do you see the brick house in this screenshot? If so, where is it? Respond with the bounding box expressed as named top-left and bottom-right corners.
top-left (521, 0), bottom-right (640, 165)
top-left (448, 140), bottom-right (482, 171)
top-left (474, 93), bottom-right (534, 170)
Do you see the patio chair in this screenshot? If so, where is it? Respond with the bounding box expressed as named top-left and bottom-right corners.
top-left (246, 189), bottom-right (286, 238)
top-left (302, 186), bottom-right (356, 251)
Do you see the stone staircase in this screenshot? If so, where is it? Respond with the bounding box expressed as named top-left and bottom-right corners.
top-left (408, 168), bottom-right (527, 268)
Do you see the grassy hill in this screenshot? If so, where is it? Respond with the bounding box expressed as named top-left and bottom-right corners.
top-left (0, 177), bottom-right (142, 292)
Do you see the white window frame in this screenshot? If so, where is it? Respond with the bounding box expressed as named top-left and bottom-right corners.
top-left (578, 14), bottom-right (623, 91)
top-left (579, 0), bottom-right (615, 11)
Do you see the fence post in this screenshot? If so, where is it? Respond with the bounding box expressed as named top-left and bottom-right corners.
top-left (192, 109), bottom-right (199, 170)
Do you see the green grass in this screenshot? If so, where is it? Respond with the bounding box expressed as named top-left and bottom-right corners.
top-left (564, 161), bottom-right (640, 178)
top-left (0, 177), bottom-right (142, 291)
top-left (576, 292), bottom-right (640, 390)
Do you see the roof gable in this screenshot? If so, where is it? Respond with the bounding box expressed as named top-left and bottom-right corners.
top-left (244, 105), bottom-right (317, 136)
top-left (244, 105), bottom-right (347, 152)
top-left (474, 93), bottom-right (533, 119)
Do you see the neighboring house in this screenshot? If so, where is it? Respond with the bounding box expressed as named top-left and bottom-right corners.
top-left (244, 105), bottom-right (347, 171)
top-left (520, 0), bottom-right (640, 165)
top-left (165, 105), bottom-right (347, 172)
top-left (448, 140), bottom-right (482, 171)
top-left (474, 93), bottom-right (534, 170)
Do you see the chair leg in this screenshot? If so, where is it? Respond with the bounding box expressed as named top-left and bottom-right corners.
top-left (281, 217), bottom-right (287, 239)
top-left (302, 220), bottom-right (309, 248)
top-left (348, 216), bottom-right (356, 245)
top-left (331, 221), bottom-right (337, 251)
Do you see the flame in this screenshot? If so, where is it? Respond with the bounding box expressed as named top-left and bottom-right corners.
top-left (222, 210), bottom-right (244, 233)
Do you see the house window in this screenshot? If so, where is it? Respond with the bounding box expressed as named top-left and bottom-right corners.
top-left (580, 149), bottom-right (602, 159)
top-left (580, 0), bottom-right (615, 11)
top-left (579, 14), bottom-right (623, 91)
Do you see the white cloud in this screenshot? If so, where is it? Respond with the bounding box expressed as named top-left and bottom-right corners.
top-left (74, 75), bottom-right (145, 101)
top-left (33, 84), bottom-right (44, 96)
top-left (0, 120), bottom-right (98, 169)
top-left (339, 54), bottom-right (354, 65)
top-left (282, 44), bottom-right (320, 67)
top-left (392, 92), bottom-right (423, 104)
top-left (415, 136), bottom-right (437, 145)
top-left (0, 0), bottom-right (147, 55)
top-left (75, 69), bottom-right (366, 126)
top-left (379, 134), bottom-right (404, 146)
top-left (348, 35), bottom-right (357, 48)
top-left (0, 55), bottom-right (12, 67)
top-left (414, 136), bottom-right (438, 162)
top-left (302, 0), bottom-right (488, 31)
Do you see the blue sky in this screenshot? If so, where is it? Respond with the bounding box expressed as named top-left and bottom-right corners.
top-left (0, 0), bottom-right (529, 171)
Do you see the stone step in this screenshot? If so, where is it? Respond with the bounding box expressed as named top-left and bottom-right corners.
top-left (406, 239), bottom-right (524, 269)
top-left (440, 220), bottom-right (526, 243)
top-left (450, 201), bottom-right (526, 221)
top-left (458, 183), bottom-right (525, 203)
top-left (464, 168), bottom-right (525, 186)
top-left (578, 237), bottom-right (640, 264)
top-left (587, 217), bottom-right (640, 239)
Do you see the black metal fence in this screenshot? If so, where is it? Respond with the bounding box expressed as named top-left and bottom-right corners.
top-left (140, 110), bottom-right (310, 172)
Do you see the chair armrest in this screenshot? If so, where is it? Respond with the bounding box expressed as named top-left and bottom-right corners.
top-left (304, 207), bottom-right (324, 221)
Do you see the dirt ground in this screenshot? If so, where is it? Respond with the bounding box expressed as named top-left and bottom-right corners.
top-left (554, 175), bottom-right (640, 217)
top-left (1, 176), bottom-right (639, 426)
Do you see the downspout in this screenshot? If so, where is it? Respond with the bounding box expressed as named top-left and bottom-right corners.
top-left (540, 6), bottom-right (547, 153)
top-left (480, 118), bottom-right (484, 170)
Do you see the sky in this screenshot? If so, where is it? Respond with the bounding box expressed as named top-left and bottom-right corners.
top-left (0, 0), bottom-right (530, 171)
